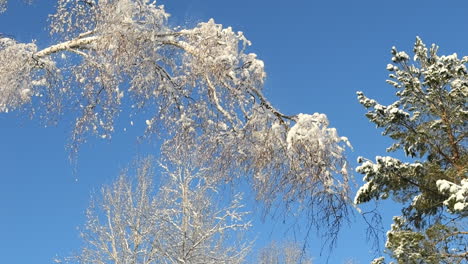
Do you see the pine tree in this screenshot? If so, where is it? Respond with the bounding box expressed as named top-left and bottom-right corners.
top-left (355, 37), bottom-right (467, 263)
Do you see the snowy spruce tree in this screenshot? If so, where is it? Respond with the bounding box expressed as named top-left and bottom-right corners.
top-left (0, 0), bottom-right (352, 243)
top-left (355, 37), bottom-right (467, 264)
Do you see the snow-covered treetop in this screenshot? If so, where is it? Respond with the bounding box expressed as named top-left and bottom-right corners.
top-left (0, 0), bottom-right (352, 241)
top-left (356, 37), bottom-right (467, 209)
top-left (358, 37), bottom-right (467, 162)
top-left (356, 37), bottom-right (467, 264)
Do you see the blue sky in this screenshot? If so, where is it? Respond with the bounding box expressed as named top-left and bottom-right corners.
top-left (1, 0), bottom-right (468, 263)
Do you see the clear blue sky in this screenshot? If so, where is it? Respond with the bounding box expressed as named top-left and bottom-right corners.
top-left (1, 1), bottom-right (468, 263)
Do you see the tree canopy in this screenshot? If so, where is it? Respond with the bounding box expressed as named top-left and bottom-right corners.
top-left (0, 0), bottom-right (352, 244)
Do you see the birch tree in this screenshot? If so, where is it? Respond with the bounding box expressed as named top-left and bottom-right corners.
top-left (0, 0), bottom-right (351, 238)
top-left (355, 38), bottom-right (467, 264)
top-left (63, 157), bottom-right (251, 264)
top-left (257, 241), bottom-right (313, 264)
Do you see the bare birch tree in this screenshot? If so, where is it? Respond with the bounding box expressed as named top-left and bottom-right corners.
top-left (61, 157), bottom-right (251, 264)
top-left (257, 241), bottom-right (313, 264)
top-left (0, 0), bottom-right (352, 239)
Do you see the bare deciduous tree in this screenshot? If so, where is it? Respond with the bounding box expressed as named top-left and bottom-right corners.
top-left (60, 158), bottom-right (251, 264)
top-left (257, 241), bottom-right (313, 264)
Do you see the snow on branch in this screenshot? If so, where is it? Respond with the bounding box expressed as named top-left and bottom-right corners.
top-left (1, 0), bottom-right (353, 242)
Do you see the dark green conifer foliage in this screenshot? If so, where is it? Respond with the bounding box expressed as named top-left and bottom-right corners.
top-left (356, 38), bottom-right (467, 264)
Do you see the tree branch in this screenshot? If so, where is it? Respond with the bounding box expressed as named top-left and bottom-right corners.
top-left (34, 35), bottom-right (97, 58)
